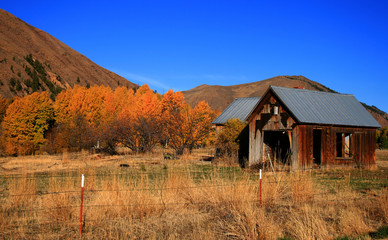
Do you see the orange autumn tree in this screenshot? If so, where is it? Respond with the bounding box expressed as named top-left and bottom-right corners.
top-left (1, 92), bottom-right (54, 155)
top-left (82, 85), bottom-right (114, 152)
top-left (188, 100), bottom-right (216, 151)
top-left (115, 88), bottom-right (137, 151)
top-left (54, 86), bottom-right (90, 150)
top-left (161, 90), bottom-right (216, 155)
top-left (160, 89), bottom-right (186, 154)
top-left (117, 84), bottom-right (161, 152)
top-left (100, 86), bottom-right (136, 153)
top-left (81, 85), bottom-right (112, 125)
top-left (54, 85), bottom-right (112, 151)
top-left (133, 84), bottom-right (162, 152)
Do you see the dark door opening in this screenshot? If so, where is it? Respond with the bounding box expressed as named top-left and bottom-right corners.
top-left (313, 129), bottom-right (322, 165)
top-left (263, 130), bottom-right (291, 164)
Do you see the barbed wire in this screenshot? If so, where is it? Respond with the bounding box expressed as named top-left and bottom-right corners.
top-left (2, 175), bottom-right (386, 198)
top-left (0, 177), bottom-right (347, 198)
top-left (0, 170), bottom-right (246, 181)
top-left (1, 167), bottom-right (350, 180)
top-left (0, 191), bottom-right (373, 215)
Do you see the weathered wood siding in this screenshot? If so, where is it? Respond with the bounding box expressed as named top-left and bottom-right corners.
top-left (295, 125), bottom-right (376, 168)
top-left (248, 95), bottom-right (295, 165)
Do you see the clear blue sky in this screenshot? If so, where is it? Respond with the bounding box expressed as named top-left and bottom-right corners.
top-left (2, 0), bottom-right (388, 112)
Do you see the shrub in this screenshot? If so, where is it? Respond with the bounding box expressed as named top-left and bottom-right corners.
top-left (377, 127), bottom-right (388, 149)
top-left (9, 77), bottom-right (16, 87)
top-left (215, 118), bottom-right (246, 158)
top-left (15, 80), bottom-right (22, 91)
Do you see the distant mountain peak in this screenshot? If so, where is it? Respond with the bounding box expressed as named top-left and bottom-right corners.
top-left (182, 75), bottom-right (388, 127)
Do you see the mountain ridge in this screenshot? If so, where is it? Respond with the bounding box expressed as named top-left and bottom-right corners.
top-left (182, 75), bottom-right (388, 127)
top-left (0, 9), bottom-right (137, 99)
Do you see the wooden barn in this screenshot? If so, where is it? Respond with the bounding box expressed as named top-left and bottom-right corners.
top-left (246, 86), bottom-right (381, 169)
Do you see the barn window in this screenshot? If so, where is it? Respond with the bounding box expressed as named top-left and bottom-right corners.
top-left (336, 133), bottom-right (352, 158)
top-left (273, 106), bottom-right (279, 115)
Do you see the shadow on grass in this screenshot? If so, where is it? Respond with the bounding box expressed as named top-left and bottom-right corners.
top-left (333, 225), bottom-right (388, 240)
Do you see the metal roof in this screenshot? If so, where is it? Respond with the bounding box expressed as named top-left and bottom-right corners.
top-left (212, 97), bottom-right (261, 125)
top-left (270, 86), bottom-right (381, 128)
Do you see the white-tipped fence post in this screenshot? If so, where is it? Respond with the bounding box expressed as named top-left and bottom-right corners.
top-left (80, 174), bottom-right (85, 236)
top-left (259, 169), bottom-right (262, 206)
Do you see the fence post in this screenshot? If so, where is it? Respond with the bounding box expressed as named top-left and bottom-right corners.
top-left (259, 169), bottom-right (262, 206)
top-left (80, 174), bottom-right (85, 236)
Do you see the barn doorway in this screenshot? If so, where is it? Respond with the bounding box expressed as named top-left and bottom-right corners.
top-left (263, 130), bottom-right (291, 164)
top-left (313, 129), bottom-right (322, 165)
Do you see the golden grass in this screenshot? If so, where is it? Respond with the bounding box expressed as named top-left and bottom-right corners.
top-left (0, 166), bottom-right (386, 239)
top-left (0, 149), bottom-right (387, 239)
top-left (376, 149), bottom-right (388, 162)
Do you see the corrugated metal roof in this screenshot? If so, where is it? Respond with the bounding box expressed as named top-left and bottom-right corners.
top-left (212, 97), bottom-right (261, 124)
top-left (270, 86), bottom-right (381, 128)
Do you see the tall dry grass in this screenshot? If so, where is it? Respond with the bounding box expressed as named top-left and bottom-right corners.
top-left (0, 166), bottom-right (386, 239)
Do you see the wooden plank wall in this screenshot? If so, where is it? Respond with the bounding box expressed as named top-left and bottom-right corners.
top-left (296, 125), bottom-right (376, 168)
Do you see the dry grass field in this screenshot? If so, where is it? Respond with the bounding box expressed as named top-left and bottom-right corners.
top-left (0, 149), bottom-right (387, 239)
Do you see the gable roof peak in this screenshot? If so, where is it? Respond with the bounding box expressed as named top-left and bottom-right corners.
top-left (266, 85), bottom-right (380, 128)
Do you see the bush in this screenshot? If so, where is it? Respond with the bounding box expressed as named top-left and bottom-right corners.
top-left (15, 80), bottom-right (22, 91)
top-left (215, 119), bottom-right (246, 158)
top-left (377, 127), bottom-right (388, 149)
top-left (370, 225), bottom-right (388, 239)
top-left (9, 78), bottom-right (16, 87)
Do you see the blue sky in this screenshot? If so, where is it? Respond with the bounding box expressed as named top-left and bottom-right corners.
top-left (2, 0), bottom-right (388, 112)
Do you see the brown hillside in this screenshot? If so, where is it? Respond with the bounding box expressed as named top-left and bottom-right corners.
top-left (182, 75), bottom-right (388, 127)
top-left (183, 75), bottom-right (334, 111)
top-left (0, 9), bottom-right (137, 99)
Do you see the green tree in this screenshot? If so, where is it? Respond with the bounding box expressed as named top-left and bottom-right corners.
top-left (377, 127), bottom-right (388, 149)
top-left (215, 118), bottom-right (246, 158)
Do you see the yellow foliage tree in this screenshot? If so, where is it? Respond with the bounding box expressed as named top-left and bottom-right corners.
top-left (117, 84), bottom-right (161, 152)
top-left (53, 85), bottom-right (112, 151)
top-left (215, 118), bottom-right (246, 158)
top-left (2, 92), bottom-right (54, 155)
top-left (161, 90), bottom-right (215, 155)
top-left (189, 100), bottom-right (216, 150)
top-left (160, 89), bottom-right (186, 154)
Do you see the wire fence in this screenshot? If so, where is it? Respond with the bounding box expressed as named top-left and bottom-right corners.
top-left (0, 171), bottom-right (385, 235)
top-left (0, 166), bottom-right (342, 179)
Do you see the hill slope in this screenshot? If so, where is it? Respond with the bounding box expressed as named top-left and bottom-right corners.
top-left (0, 9), bottom-right (137, 99)
top-left (182, 75), bottom-right (388, 127)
